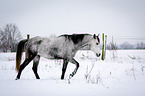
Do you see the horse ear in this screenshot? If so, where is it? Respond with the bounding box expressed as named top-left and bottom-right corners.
top-left (93, 34), bottom-right (96, 39)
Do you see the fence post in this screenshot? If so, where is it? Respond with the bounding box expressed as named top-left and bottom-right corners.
top-left (104, 35), bottom-right (107, 59)
top-left (101, 33), bottom-right (105, 60)
top-left (27, 34), bottom-right (30, 39)
top-left (101, 33), bottom-right (107, 60)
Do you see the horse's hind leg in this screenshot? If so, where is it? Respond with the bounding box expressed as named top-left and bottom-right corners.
top-left (16, 54), bottom-right (36, 80)
top-left (32, 55), bottom-right (40, 79)
top-left (61, 59), bottom-right (69, 80)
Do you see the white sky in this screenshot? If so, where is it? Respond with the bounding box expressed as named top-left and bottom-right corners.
top-left (0, 0), bottom-right (145, 43)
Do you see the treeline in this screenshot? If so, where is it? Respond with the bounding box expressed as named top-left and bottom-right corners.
top-left (107, 41), bottom-right (145, 50)
top-left (0, 24), bottom-right (22, 52)
top-left (0, 24), bottom-right (144, 52)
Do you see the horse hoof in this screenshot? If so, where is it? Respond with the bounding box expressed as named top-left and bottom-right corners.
top-left (61, 77), bottom-right (64, 80)
top-left (61, 76), bottom-right (64, 80)
top-left (15, 78), bottom-right (19, 80)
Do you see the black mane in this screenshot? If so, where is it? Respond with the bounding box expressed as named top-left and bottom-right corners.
top-left (59, 34), bottom-right (91, 45)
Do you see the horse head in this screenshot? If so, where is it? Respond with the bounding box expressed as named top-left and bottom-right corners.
top-left (89, 34), bottom-right (101, 57)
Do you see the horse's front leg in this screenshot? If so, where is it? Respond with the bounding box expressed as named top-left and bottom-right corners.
top-left (69, 58), bottom-right (80, 79)
top-left (61, 59), bottom-right (69, 80)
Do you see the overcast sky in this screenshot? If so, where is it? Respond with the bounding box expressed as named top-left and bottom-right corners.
top-left (0, 0), bottom-right (145, 43)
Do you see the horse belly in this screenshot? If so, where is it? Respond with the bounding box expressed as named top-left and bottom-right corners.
top-left (37, 44), bottom-right (64, 59)
top-left (37, 46), bottom-right (53, 59)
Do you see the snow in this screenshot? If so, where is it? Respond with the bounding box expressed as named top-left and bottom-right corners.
top-left (0, 50), bottom-right (145, 96)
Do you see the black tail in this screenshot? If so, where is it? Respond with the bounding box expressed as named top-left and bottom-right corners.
top-left (16, 39), bottom-right (28, 72)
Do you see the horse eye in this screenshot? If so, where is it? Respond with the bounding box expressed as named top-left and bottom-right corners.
top-left (96, 43), bottom-right (99, 45)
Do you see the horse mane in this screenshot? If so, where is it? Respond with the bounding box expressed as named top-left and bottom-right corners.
top-left (58, 34), bottom-right (91, 45)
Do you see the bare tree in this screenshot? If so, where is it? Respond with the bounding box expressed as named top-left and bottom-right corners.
top-left (107, 37), bottom-right (118, 50)
top-left (0, 29), bottom-right (3, 51)
top-left (49, 34), bottom-right (56, 38)
top-left (0, 29), bottom-right (9, 52)
top-left (136, 42), bottom-right (144, 49)
top-left (120, 42), bottom-right (134, 49)
top-left (0, 24), bottom-right (22, 52)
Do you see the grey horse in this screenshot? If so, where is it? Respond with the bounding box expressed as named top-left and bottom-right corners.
top-left (15, 34), bottom-right (101, 80)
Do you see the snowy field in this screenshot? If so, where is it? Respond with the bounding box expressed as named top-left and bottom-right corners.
top-left (0, 50), bottom-right (145, 96)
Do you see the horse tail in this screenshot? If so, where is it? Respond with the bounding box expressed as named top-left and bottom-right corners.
top-left (16, 39), bottom-right (28, 72)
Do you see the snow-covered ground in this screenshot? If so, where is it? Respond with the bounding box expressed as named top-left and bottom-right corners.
top-left (0, 50), bottom-right (145, 96)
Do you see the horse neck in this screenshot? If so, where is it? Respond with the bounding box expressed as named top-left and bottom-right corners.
top-left (76, 35), bottom-right (92, 49)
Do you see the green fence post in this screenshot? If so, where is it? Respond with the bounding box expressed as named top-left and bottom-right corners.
top-left (104, 35), bottom-right (107, 59)
top-left (101, 33), bottom-right (105, 60)
top-left (27, 34), bottom-right (30, 39)
top-left (101, 33), bottom-right (107, 60)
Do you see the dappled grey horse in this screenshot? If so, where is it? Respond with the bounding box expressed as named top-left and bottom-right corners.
top-left (15, 34), bottom-right (101, 80)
